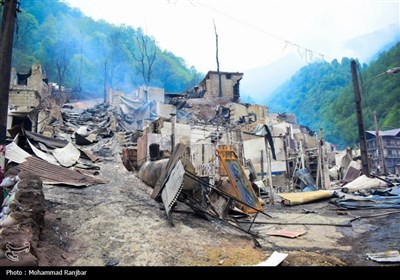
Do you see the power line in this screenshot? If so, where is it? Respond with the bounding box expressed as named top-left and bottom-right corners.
top-left (191, 0), bottom-right (333, 62)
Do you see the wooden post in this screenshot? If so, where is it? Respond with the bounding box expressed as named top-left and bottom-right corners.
top-left (316, 134), bottom-right (322, 188)
top-left (299, 140), bottom-right (305, 169)
top-left (170, 113), bottom-right (176, 153)
top-left (266, 140), bottom-right (274, 205)
top-left (0, 0), bottom-right (20, 204)
top-left (260, 150), bottom-right (264, 181)
top-left (320, 128), bottom-right (330, 189)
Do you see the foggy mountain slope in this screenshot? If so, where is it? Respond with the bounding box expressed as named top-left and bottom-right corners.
top-left (241, 23), bottom-right (399, 103)
top-left (240, 52), bottom-right (306, 103)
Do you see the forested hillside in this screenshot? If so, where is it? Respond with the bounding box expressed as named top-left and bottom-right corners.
top-left (264, 43), bottom-right (400, 148)
top-left (8, 1), bottom-right (203, 98)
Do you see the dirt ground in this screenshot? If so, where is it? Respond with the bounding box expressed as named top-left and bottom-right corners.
top-left (33, 149), bottom-right (400, 267)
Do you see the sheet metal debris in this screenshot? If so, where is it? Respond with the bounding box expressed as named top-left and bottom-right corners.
top-left (255, 251), bottom-right (288, 266)
top-left (6, 143), bottom-right (107, 187)
top-left (278, 190), bottom-right (334, 206)
top-left (295, 168), bottom-right (318, 192)
top-left (18, 156), bottom-right (107, 187)
top-left (27, 138), bottom-right (59, 166)
top-left (367, 250), bottom-right (400, 263)
top-left (51, 142), bottom-right (81, 167)
top-left (341, 175), bottom-right (388, 193)
top-left (151, 143), bottom-right (187, 200)
top-left (333, 193), bottom-right (400, 209)
top-left (24, 129), bottom-right (68, 149)
top-left (161, 160), bottom-right (185, 225)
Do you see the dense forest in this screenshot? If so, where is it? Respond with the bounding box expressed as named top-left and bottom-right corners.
top-left (4, 1), bottom-right (399, 149)
top-left (264, 42), bottom-right (400, 149)
top-left (7, 0), bottom-right (203, 98)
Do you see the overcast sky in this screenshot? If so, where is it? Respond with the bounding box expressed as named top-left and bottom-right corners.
top-left (64, 0), bottom-right (400, 73)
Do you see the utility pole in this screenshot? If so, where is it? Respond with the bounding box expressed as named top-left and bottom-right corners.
top-left (373, 111), bottom-right (386, 174)
top-left (0, 0), bottom-right (20, 191)
top-left (351, 59), bottom-right (370, 177)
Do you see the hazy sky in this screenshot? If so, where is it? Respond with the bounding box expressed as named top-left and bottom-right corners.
top-left (64, 0), bottom-right (400, 73)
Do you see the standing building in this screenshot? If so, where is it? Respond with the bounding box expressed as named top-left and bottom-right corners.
top-left (198, 71), bottom-right (243, 102)
top-left (366, 128), bottom-right (400, 174)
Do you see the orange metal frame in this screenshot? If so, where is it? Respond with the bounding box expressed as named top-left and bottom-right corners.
top-left (216, 145), bottom-right (263, 214)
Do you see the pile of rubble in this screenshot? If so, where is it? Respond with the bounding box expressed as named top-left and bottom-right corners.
top-left (0, 170), bottom-right (45, 265)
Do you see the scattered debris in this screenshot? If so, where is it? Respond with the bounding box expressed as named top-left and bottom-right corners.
top-left (6, 142), bottom-right (107, 187)
top-left (367, 250), bottom-right (400, 263)
top-left (333, 193), bottom-right (400, 209)
top-left (105, 258), bottom-right (120, 266)
top-left (295, 168), bottom-right (318, 192)
top-left (341, 175), bottom-right (388, 193)
top-left (266, 228), bottom-right (307, 238)
top-left (278, 190), bottom-right (334, 206)
top-left (302, 208), bottom-right (318, 214)
top-left (0, 171), bottom-right (45, 266)
top-left (255, 251), bottom-right (288, 266)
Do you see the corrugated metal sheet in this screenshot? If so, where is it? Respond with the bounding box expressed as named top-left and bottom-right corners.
top-left (161, 160), bottom-right (185, 224)
top-left (7, 142), bottom-right (106, 186)
top-left (18, 156), bottom-right (107, 186)
top-left (367, 251), bottom-right (400, 263)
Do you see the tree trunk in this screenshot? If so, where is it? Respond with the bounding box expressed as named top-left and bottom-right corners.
top-left (213, 19), bottom-right (222, 98)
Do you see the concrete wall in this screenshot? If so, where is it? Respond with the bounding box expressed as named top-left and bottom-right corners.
top-left (156, 102), bottom-right (176, 119)
top-left (228, 103), bottom-right (268, 124)
top-left (28, 64), bottom-right (49, 97)
top-left (202, 72), bottom-right (243, 99)
top-left (161, 122), bottom-right (191, 147)
top-left (191, 143), bottom-right (217, 176)
top-left (135, 86), bottom-right (165, 103)
top-left (9, 90), bottom-right (40, 111)
top-left (137, 132), bottom-right (148, 168)
top-left (243, 137), bottom-right (287, 176)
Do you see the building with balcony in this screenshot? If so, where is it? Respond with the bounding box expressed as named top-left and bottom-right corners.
top-left (366, 128), bottom-right (400, 174)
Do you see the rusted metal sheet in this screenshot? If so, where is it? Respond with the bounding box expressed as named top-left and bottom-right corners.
top-left (266, 228), bottom-right (307, 238)
top-left (161, 160), bottom-right (185, 225)
top-left (17, 156), bottom-right (107, 186)
top-left (216, 145), bottom-right (262, 214)
top-left (6, 142), bottom-right (106, 187)
top-left (343, 161), bottom-right (361, 183)
top-left (78, 147), bottom-right (99, 163)
top-left (121, 147), bottom-right (137, 171)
